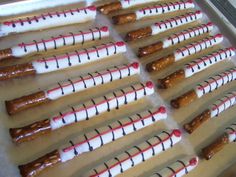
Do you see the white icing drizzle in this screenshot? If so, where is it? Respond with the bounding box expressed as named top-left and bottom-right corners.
top-left (135, 0), bottom-right (195, 20)
top-left (88, 129), bottom-right (182, 177)
top-left (11, 26), bottom-right (109, 57)
top-left (32, 41), bottom-right (127, 74)
top-left (162, 22), bottom-right (214, 48)
top-left (150, 156), bottom-right (199, 177)
top-left (195, 67), bottom-right (236, 98)
top-left (46, 62), bottom-right (140, 100)
top-left (151, 11), bottom-right (203, 36)
top-left (59, 106), bottom-right (167, 162)
top-left (225, 123), bottom-right (236, 143)
top-left (120, 0), bottom-right (161, 9)
top-left (0, 6), bottom-right (96, 37)
top-left (174, 34), bottom-right (223, 61)
top-left (184, 47), bottom-right (236, 78)
top-left (210, 91), bottom-right (236, 118)
top-left (49, 82), bottom-right (155, 130)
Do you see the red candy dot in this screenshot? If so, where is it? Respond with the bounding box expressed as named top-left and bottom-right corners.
top-left (116, 41), bottom-right (125, 47)
top-left (88, 6), bottom-right (96, 11)
top-left (207, 22), bottom-right (213, 27)
top-left (158, 106), bottom-right (166, 114)
top-left (131, 62), bottom-right (139, 69)
top-left (187, 0), bottom-right (194, 3)
top-left (172, 129), bottom-right (182, 137)
top-left (189, 157), bottom-right (198, 166)
top-left (229, 47), bottom-right (236, 51)
top-left (100, 26), bottom-right (109, 32)
top-left (196, 10), bottom-right (201, 14)
top-left (146, 81), bottom-right (154, 89)
top-left (215, 34), bottom-right (223, 38)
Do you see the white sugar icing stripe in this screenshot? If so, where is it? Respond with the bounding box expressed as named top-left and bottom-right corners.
top-left (135, 0), bottom-right (195, 20)
top-left (11, 26), bottom-right (109, 57)
top-left (210, 91), bottom-right (236, 118)
top-left (32, 41), bottom-right (127, 74)
top-left (150, 156), bottom-right (199, 177)
top-left (151, 11), bottom-right (203, 36)
top-left (174, 34), bottom-right (223, 61)
top-left (120, 0), bottom-right (161, 9)
top-left (46, 62), bottom-right (140, 100)
top-left (225, 123), bottom-right (236, 143)
top-left (88, 129), bottom-right (182, 177)
top-left (162, 22), bottom-right (214, 48)
top-left (59, 106), bottom-right (167, 162)
top-left (49, 82), bottom-right (155, 130)
top-left (184, 47), bottom-right (236, 78)
top-left (0, 6), bottom-right (96, 37)
top-left (195, 67), bottom-right (236, 98)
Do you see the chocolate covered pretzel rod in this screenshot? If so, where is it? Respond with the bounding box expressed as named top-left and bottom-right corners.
top-left (146, 34), bottom-right (223, 73)
top-left (0, 41), bottom-right (126, 81)
top-left (158, 47), bottom-right (235, 89)
top-left (184, 91), bottom-right (236, 134)
top-left (202, 122), bottom-right (236, 160)
top-left (0, 6), bottom-right (96, 37)
top-left (0, 26), bottom-right (109, 61)
top-left (18, 106), bottom-right (166, 177)
top-left (125, 10), bottom-right (203, 41)
top-left (6, 62), bottom-right (140, 115)
top-left (171, 67), bottom-right (236, 108)
top-left (138, 22), bottom-right (213, 57)
top-left (10, 82), bottom-right (154, 143)
top-left (149, 156), bottom-right (199, 177)
top-left (112, 0), bottom-right (195, 25)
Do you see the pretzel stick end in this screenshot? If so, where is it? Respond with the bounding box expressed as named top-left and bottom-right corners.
top-left (138, 41), bottom-right (163, 57)
top-left (171, 90), bottom-right (198, 108)
top-left (112, 13), bottom-right (137, 25)
top-left (125, 27), bottom-right (152, 41)
top-left (0, 48), bottom-right (13, 61)
top-left (98, 2), bottom-right (122, 15)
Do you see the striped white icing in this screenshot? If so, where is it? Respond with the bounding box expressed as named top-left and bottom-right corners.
top-left (225, 123), bottom-right (236, 143)
top-left (32, 41), bottom-right (127, 74)
top-left (46, 62), bottom-right (140, 100)
top-left (184, 47), bottom-right (235, 78)
top-left (150, 156), bottom-right (199, 177)
top-left (11, 26), bottom-right (109, 57)
top-left (49, 82), bottom-right (155, 130)
top-left (120, 0), bottom-right (161, 9)
top-left (0, 6), bottom-right (96, 37)
top-left (59, 106), bottom-right (167, 162)
top-left (87, 129), bottom-right (182, 177)
top-left (151, 11), bottom-right (203, 36)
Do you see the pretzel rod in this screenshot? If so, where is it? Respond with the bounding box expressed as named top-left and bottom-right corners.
top-left (0, 6), bottom-right (96, 37)
top-left (158, 47), bottom-right (235, 88)
top-left (10, 82), bottom-right (154, 143)
top-left (138, 22), bottom-right (213, 57)
top-left (171, 67), bottom-right (236, 108)
top-left (112, 0), bottom-right (195, 25)
top-left (202, 123), bottom-right (236, 160)
top-left (0, 41), bottom-right (126, 81)
top-left (0, 26), bottom-right (109, 61)
top-left (184, 91), bottom-right (236, 134)
top-left (18, 106), bottom-right (166, 177)
top-left (149, 156), bottom-right (199, 177)
top-left (125, 11), bottom-right (203, 41)
top-left (147, 34), bottom-right (223, 73)
top-left (88, 129), bottom-right (182, 177)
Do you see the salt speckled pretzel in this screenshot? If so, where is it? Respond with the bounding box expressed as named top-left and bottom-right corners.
top-left (0, 41), bottom-right (126, 81)
top-left (202, 122), bottom-right (236, 160)
top-left (6, 62), bottom-right (140, 115)
top-left (184, 91), bottom-right (236, 134)
top-left (10, 82), bottom-right (154, 143)
top-left (158, 47), bottom-right (235, 89)
top-left (138, 22), bottom-right (213, 57)
top-left (17, 106), bottom-right (166, 177)
top-left (0, 26), bottom-right (109, 61)
top-left (0, 6), bottom-right (96, 37)
top-left (171, 67), bottom-right (236, 109)
top-left (149, 156), bottom-right (199, 177)
top-left (112, 0), bottom-right (195, 25)
top-left (146, 34), bottom-right (223, 73)
top-left (125, 11), bottom-right (203, 41)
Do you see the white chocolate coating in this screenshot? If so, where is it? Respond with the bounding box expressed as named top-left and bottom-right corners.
top-left (225, 123), bottom-right (236, 143)
top-left (184, 47), bottom-right (236, 78)
top-left (174, 34), bottom-right (223, 61)
top-left (49, 82), bottom-right (155, 130)
top-left (210, 91), bottom-right (236, 118)
top-left (46, 62), bottom-right (140, 100)
top-left (0, 6), bottom-right (96, 37)
top-left (11, 26), bottom-right (109, 57)
top-left (151, 11), bottom-right (203, 36)
top-left (195, 68), bottom-right (236, 98)
top-left (135, 1), bottom-right (195, 20)
top-left (162, 22), bottom-right (213, 48)
top-left (32, 41), bottom-right (127, 74)
top-left (87, 130), bottom-right (182, 177)
top-left (150, 156), bottom-right (199, 177)
top-left (59, 106), bottom-right (167, 162)
top-left (120, 0), bottom-right (161, 9)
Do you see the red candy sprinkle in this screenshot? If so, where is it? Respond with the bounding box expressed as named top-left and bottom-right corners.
top-left (173, 129), bottom-right (182, 137)
top-left (88, 6), bottom-right (96, 11)
top-left (100, 26), bottom-right (108, 32)
top-left (131, 62), bottom-right (139, 69)
top-left (189, 157), bottom-right (198, 166)
top-left (215, 34), bottom-right (223, 38)
top-left (146, 81), bottom-right (154, 89)
top-left (116, 41), bottom-right (125, 47)
top-left (159, 106), bottom-right (166, 114)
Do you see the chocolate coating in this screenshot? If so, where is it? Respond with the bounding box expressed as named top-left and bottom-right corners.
top-left (98, 2), bottom-right (122, 14)
top-left (171, 90), bottom-right (198, 108)
top-left (0, 48), bottom-right (13, 61)
top-left (138, 41), bottom-right (163, 57)
top-left (112, 13), bottom-right (137, 25)
top-left (158, 69), bottom-right (185, 88)
top-left (125, 27), bottom-right (152, 41)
